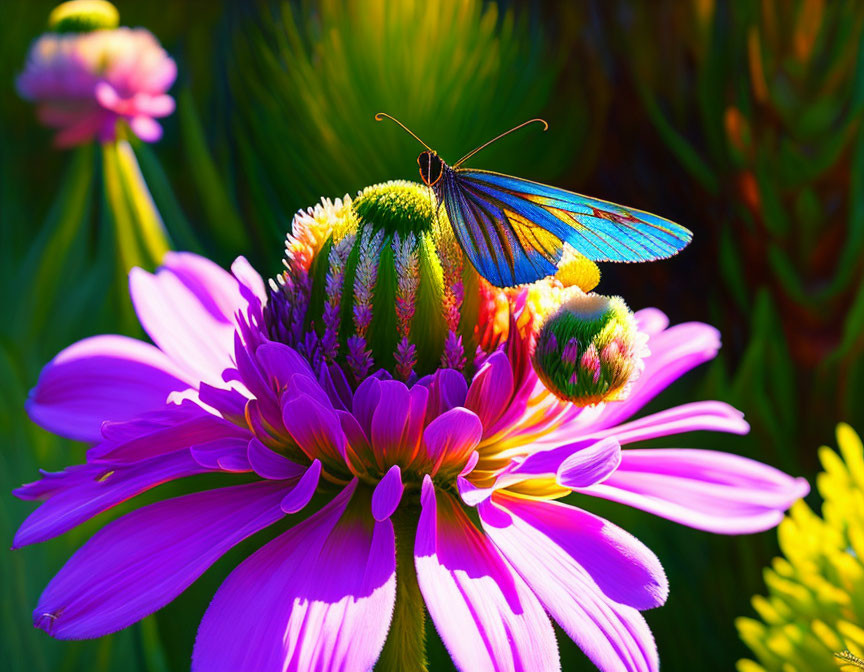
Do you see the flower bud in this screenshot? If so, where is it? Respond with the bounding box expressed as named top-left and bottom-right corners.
top-left (48, 1), bottom-right (119, 33)
top-left (531, 291), bottom-right (647, 406)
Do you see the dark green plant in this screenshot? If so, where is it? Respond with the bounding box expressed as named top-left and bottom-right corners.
top-left (606, 0), bottom-right (864, 464)
top-left (224, 0), bottom-right (600, 247)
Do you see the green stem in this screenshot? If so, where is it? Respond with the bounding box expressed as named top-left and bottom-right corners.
top-left (376, 507), bottom-right (427, 672)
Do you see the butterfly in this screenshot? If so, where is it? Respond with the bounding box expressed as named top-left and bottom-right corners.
top-left (376, 113), bottom-right (692, 288)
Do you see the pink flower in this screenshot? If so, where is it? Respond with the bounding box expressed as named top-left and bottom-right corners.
top-left (14, 250), bottom-right (808, 672)
top-left (17, 27), bottom-right (176, 147)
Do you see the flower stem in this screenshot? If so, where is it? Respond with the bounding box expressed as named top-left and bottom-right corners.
top-left (376, 506), bottom-right (427, 672)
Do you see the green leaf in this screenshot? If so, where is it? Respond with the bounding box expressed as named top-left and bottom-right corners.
top-left (133, 142), bottom-right (202, 254)
top-left (12, 145), bottom-right (95, 340)
top-left (719, 226), bottom-right (750, 312)
top-left (178, 88), bottom-right (250, 254)
top-left (634, 79), bottom-right (720, 195)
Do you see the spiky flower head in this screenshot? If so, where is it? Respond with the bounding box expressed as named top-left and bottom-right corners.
top-left (532, 291), bottom-right (647, 406)
top-left (264, 180), bottom-right (508, 384)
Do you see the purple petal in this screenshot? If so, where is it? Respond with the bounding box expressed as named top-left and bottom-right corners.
top-left (280, 460), bottom-right (322, 513)
top-left (90, 405), bottom-right (250, 463)
top-left (33, 480), bottom-right (288, 639)
top-left (352, 376), bottom-right (381, 437)
top-left (465, 350), bottom-right (514, 430)
top-left (13, 451), bottom-right (206, 548)
top-left (136, 94), bottom-right (175, 118)
top-left (422, 408), bottom-right (483, 475)
top-left (231, 333), bottom-right (281, 421)
top-left (370, 381), bottom-right (426, 465)
top-left (425, 368), bottom-right (468, 419)
top-left (370, 380), bottom-right (411, 461)
top-left (336, 410), bottom-right (370, 451)
top-left (557, 437), bottom-right (622, 488)
top-left (26, 335), bottom-right (192, 443)
top-left (255, 342), bottom-right (316, 387)
top-left (484, 494), bottom-right (667, 609)
top-left (129, 264), bottom-right (237, 385)
top-left (480, 496), bottom-right (660, 672)
top-left (161, 252), bottom-right (247, 324)
top-left (216, 451), bottom-right (253, 472)
top-left (317, 363), bottom-right (353, 411)
top-left (94, 81), bottom-right (119, 108)
top-left (583, 449), bottom-right (810, 534)
top-left (457, 438), bottom-right (619, 504)
top-left (508, 438), bottom-right (603, 481)
top-left (634, 308), bottom-right (668, 336)
top-left (247, 438), bottom-right (305, 480)
top-left (372, 465), bottom-right (403, 521)
top-left (99, 400), bottom-right (202, 443)
top-left (282, 394), bottom-right (348, 466)
top-left (283, 372), bottom-right (332, 409)
top-left (193, 480), bottom-right (396, 672)
top-left (456, 475), bottom-right (495, 507)
top-left (460, 450), bottom-right (480, 476)
top-left (14, 465), bottom-right (93, 501)
top-left (415, 478), bottom-right (560, 672)
top-left (590, 322), bottom-right (721, 430)
top-left (130, 116), bottom-right (162, 142)
top-left (190, 438), bottom-right (251, 472)
top-left (231, 256), bottom-right (267, 306)
top-left (197, 383), bottom-right (248, 424)
top-left (244, 398), bottom-right (285, 448)
top-left (587, 401), bottom-right (749, 445)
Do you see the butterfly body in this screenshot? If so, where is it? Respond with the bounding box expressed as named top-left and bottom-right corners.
top-left (418, 150), bottom-right (444, 187)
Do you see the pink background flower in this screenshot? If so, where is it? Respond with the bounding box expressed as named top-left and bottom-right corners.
top-left (17, 27), bottom-right (176, 146)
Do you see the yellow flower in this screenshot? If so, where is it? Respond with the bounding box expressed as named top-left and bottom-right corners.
top-left (737, 424), bottom-right (864, 671)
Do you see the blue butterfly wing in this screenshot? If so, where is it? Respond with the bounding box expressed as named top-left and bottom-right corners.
top-left (439, 170), bottom-right (562, 287)
top-left (442, 168), bottom-right (692, 287)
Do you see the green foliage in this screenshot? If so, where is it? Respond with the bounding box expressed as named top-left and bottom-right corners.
top-left (226, 0), bottom-right (579, 234)
top-left (611, 0), bottom-right (864, 462)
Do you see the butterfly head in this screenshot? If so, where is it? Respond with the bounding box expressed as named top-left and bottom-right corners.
top-left (417, 151), bottom-right (444, 187)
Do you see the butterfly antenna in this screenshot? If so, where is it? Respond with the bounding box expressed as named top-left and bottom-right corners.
top-left (453, 118), bottom-right (549, 168)
top-left (375, 113), bottom-right (434, 152)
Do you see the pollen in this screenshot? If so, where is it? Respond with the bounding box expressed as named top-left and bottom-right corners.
top-left (354, 180), bottom-right (435, 237)
top-left (555, 247), bottom-right (601, 293)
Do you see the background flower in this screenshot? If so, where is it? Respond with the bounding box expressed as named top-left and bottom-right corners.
top-left (17, 4), bottom-right (176, 147)
top-left (737, 424), bottom-right (864, 672)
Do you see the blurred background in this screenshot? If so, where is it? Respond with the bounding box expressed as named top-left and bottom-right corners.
top-left (1, 0), bottom-right (862, 670)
